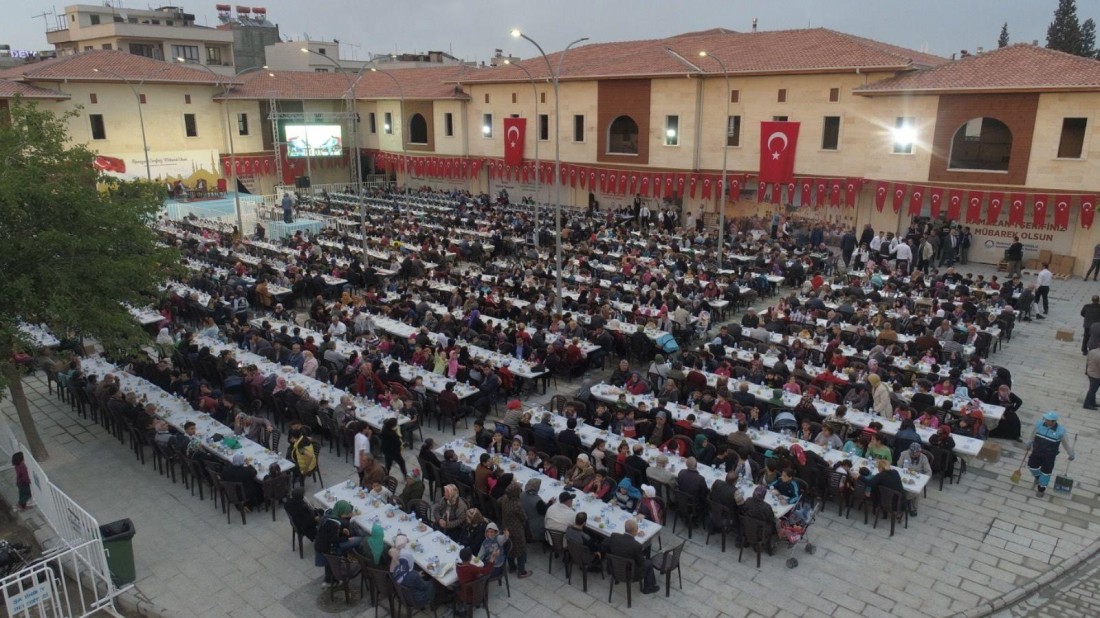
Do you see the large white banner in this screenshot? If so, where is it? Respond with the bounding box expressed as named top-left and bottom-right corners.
top-left (968, 219), bottom-right (1074, 264)
top-left (93, 148), bottom-right (221, 182)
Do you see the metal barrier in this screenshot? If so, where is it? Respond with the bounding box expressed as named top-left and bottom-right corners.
top-left (0, 416), bottom-right (124, 617)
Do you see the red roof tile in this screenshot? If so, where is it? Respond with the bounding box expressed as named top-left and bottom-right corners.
top-left (0, 80), bottom-right (71, 100)
top-left (221, 65), bottom-right (471, 100)
top-left (855, 44), bottom-right (1100, 94)
top-left (461, 28), bottom-right (946, 84)
top-left (0, 50), bottom-right (230, 85)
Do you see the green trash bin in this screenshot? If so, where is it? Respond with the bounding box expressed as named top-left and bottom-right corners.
top-left (99, 519), bottom-right (136, 585)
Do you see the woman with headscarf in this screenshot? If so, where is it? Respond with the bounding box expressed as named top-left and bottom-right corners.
top-left (519, 478), bottom-right (549, 544)
top-left (499, 481), bottom-right (532, 578)
top-left (867, 373), bottom-right (894, 419)
top-left (507, 435), bottom-right (526, 463)
top-left (314, 500), bottom-right (359, 583)
top-left (952, 399), bottom-right (986, 439)
top-left (693, 434), bottom-right (716, 466)
top-left (565, 453), bottom-right (595, 489)
top-left (739, 485), bottom-right (777, 547)
top-left (361, 521), bottom-right (388, 567)
top-left (391, 536), bottom-right (436, 607)
top-left (489, 472), bottom-right (514, 501)
top-left (433, 484), bottom-right (468, 539)
top-left (612, 477), bottom-right (642, 511)
top-left (987, 384), bottom-right (1023, 441)
top-left (636, 484), bottom-right (664, 524)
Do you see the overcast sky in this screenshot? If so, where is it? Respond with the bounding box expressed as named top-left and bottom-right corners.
top-left (3, 0), bottom-right (1081, 62)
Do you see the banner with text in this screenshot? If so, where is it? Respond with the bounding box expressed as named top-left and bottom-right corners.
top-left (93, 148), bottom-right (221, 182)
top-left (968, 217), bottom-right (1075, 264)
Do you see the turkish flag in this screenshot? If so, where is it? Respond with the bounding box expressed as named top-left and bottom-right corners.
top-left (1032, 194), bottom-right (1048, 228)
top-left (612, 172), bottom-right (623, 194)
top-left (1081, 195), bottom-right (1097, 230)
top-left (651, 174), bottom-right (662, 198)
top-left (943, 189), bottom-right (961, 220)
top-left (828, 180), bottom-right (842, 207)
top-left (675, 174), bottom-right (686, 197)
top-left (567, 166), bottom-right (575, 187)
top-left (759, 121), bottom-right (800, 183)
top-left (968, 192), bottom-right (985, 223)
top-left (264, 158), bottom-right (272, 175)
top-left (628, 173), bottom-right (638, 195)
top-left (757, 182), bottom-right (767, 203)
top-left (804, 178), bottom-right (817, 208)
top-left (639, 175), bottom-right (649, 196)
top-left (521, 164), bottom-right (530, 183)
top-left (928, 187), bottom-right (944, 218)
top-left (768, 183), bottom-right (781, 205)
top-left (1054, 194), bottom-right (1072, 229)
top-left (689, 174), bottom-right (699, 198)
top-left (786, 182), bottom-right (796, 205)
top-left (587, 169), bottom-right (596, 190)
top-left (702, 176), bottom-right (714, 199)
top-left (1004, 193), bottom-right (1023, 226)
top-left (598, 170), bottom-right (607, 193)
top-left (222, 158), bottom-right (231, 177)
top-left (503, 118), bottom-right (525, 166)
top-left (844, 178), bottom-right (859, 208)
top-left (890, 183), bottom-right (907, 213)
top-left (908, 186), bottom-right (924, 217)
top-left (663, 174), bottom-right (674, 199)
top-left (815, 179), bottom-right (828, 208)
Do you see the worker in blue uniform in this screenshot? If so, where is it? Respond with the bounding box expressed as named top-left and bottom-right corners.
top-left (1026, 411), bottom-right (1075, 498)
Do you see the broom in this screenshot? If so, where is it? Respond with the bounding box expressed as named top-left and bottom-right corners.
top-left (1010, 447), bottom-right (1030, 484)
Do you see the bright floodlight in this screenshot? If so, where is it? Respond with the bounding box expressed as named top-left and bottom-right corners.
top-left (892, 126), bottom-right (917, 147)
top-left (698, 51), bottom-right (708, 57)
top-left (176, 56), bottom-right (185, 62)
top-left (482, 125), bottom-right (492, 135)
top-left (300, 47), bottom-right (309, 53)
top-left (370, 67), bottom-right (378, 72)
top-left (511, 29), bottom-right (522, 38)
top-left (666, 128), bottom-right (677, 138)
top-left (503, 59), bottom-right (511, 65)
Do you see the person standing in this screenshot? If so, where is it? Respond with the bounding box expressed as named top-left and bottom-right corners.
top-left (281, 192), bottom-right (294, 224)
top-left (840, 228), bottom-right (857, 269)
top-left (1081, 296), bottom-right (1100, 355)
top-left (859, 223), bottom-right (875, 249)
top-left (11, 452), bottom-right (31, 511)
top-left (894, 239), bottom-right (913, 276)
top-left (1036, 263), bottom-right (1053, 316)
top-left (1005, 236), bottom-right (1024, 276)
top-left (960, 227), bottom-right (972, 265)
top-left (1026, 412), bottom-right (1075, 498)
top-left (1085, 347), bottom-right (1100, 410)
top-left (917, 236), bottom-right (933, 273)
top-left (1086, 242), bottom-right (1100, 281)
top-left (939, 229), bottom-right (959, 267)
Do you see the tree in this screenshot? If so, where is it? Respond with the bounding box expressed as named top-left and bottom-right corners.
top-left (1047, 0), bottom-right (1082, 55)
top-left (1081, 18), bottom-right (1097, 58)
top-left (0, 100), bottom-right (177, 460)
top-left (998, 22), bottom-right (1010, 48)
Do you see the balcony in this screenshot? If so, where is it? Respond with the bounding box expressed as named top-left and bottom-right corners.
top-left (46, 22), bottom-right (233, 46)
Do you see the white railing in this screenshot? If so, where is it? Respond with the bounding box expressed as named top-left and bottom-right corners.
top-left (0, 416), bottom-right (124, 617)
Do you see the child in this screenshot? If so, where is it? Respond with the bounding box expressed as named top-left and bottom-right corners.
top-left (12, 452), bottom-right (31, 511)
top-left (782, 375), bottom-right (802, 395)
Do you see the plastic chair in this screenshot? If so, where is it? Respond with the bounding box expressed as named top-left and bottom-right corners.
top-left (604, 554), bottom-right (639, 608)
top-left (654, 540), bottom-right (686, 597)
top-left (738, 516), bottom-right (774, 568)
top-left (705, 499), bottom-right (735, 552)
top-left (219, 480), bottom-right (249, 525)
top-left (262, 474), bottom-right (292, 521)
top-left (455, 574), bottom-right (491, 618)
top-left (545, 529), bottom-right (567, 574)
top-left (565, 538), bottom-right (603, 592)
top-left (324, 553), bottom-right (363, 604)
top-left (389, 572), bottom-right (437, 617)
top-left (671, 489), bottom-right (702, 539)
top-left (873, 486), bottom-right (909, 537)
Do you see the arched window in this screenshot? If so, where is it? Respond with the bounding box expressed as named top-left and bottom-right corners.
top-left (948, 117), bottom-right (1012, 171)
top-left (607, 115), bottom-right (639, 155)
top-left (408, 113), bottom-right (428, 144)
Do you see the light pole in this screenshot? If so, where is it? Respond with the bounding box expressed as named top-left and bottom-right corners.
top-left (698, 51), bottom-right (731, 270)
top-left (503, 59), bottom-right (542, 246)
top-left (91, 67), bottom-right (170, 182)
top-left (367, 63), bottom-right (409, 200)
top-left (177, 60), bottom-right (269, 234)
top-left (511, 30), bottom-right (589, 315)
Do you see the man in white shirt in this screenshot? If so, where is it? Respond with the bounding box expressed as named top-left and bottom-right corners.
top-left (353, 422), bottom-right (372, 479)
top-left (328, 316), bottom-right (347, 338)
top-left (894, 239), bottom-right (913, 275)
top-left (544, 491), bottom-right (576, 533)
top-left (1036, 263), bottom-right (1053, 315)
top-left (869, 232), bottom-right (883, 258)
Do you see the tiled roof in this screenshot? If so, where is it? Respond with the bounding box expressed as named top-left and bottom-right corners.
top-left (460, 28), bottom-right (946, 84)
top-left (0, 80), bottom-right (71, 100)
top-left (0, 50), bottom-right (231, 85)
top-left (221, 65), bottom-right (471, 100)
top-left (855, 44), bottom-right (1100, 94)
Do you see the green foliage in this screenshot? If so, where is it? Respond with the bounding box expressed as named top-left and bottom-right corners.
top-left (998, 23), bottom-right (1010, 48)
top-left (1047, 0), bottom-right (1083, 56)
top-left (1081, 18), bottom-right (1097, 59)
top-left (0, 99), bottom-right (179, 391)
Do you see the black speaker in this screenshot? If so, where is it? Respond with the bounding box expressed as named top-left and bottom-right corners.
top-left (295, 175), bottom-right (311, 189)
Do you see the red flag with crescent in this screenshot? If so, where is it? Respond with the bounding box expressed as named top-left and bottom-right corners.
top-left (908, 185), bottom-right (924, 217)
top-left (1054, 194), bottom-right (1071, 229)
top-left (844, 178), bottom-right (859, 208)
top-left (891, 183), bottom-right (907, 213)
top-left (816, 178), bottom-right (828, 208)
top-left (1032, 194), bottom-right (1049, 228)
top-left (759, 121), bottom-right (800, 183)
top-left (803, 178), bottom-right (816, 208)
top-left (928, 187), bottom-right (944, 218)
top-left (675, 174), bottom-right (686, 198)
top-left (1080, 195), bottom-right (1096, 230)
top-left (702, 176), bottom-right (713, 199)
top-left (689, 174), bottom-right (699, 198)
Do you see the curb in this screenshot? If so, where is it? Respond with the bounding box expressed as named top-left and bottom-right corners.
top-left (956, 537), bottom-right (1100, 618)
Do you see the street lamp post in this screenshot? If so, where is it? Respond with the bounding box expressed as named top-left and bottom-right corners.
top-left (698, 51), bottom-right (731, 270)
top-left (503, 59), bottom-right (542, 246)
top-left (92, 67), bottom-right (170, 182)
top-left (511, 30), bottom-right (589, 316)
top-left (368, 64), bottom-right (409, 201)
top-left (178, 60), bottom-right (269, 234)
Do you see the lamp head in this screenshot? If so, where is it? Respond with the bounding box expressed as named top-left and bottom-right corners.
top-left (300, 47), bottom-right (309, 53)
top-left (92, 68), bottom-right (100, 73)
top-left (503, 59), bottom-right (511, 65)
top-left (370, 67), bottom-right (378, 72)
top-left (511, 29), bottom-right (522, 38)
top-left (698, 51), bottom-right (708, 57)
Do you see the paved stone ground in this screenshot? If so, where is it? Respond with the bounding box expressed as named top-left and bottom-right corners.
top-left (997, 547), bottom-right (1100, 618)
top-left (4, 261), bottom-right (1100, 618)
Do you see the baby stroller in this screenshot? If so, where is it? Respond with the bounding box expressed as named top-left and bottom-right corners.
top-left (775, 496), bottom-right (822, 568)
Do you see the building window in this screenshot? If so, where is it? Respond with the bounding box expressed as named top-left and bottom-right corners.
top-left (318, 48), bottom-right (326, 56)
top-left (1057, 118), bottom-right (1088, 159)
top-left (314, 68), bottom-right (329, 72)
top-left (821, 116), bottom-right (840, 150)
top-left (101, 43), bottom-right (112, 50)
top-left (84, 46), bottom-right (94, 52)
top-left (829, 88), bottom-right (840, 102)
top-left (726, 115), bottom-right (741, 147)
top-left (778, 89), bottom-right (787, 103)
top-left (573, 114), bottom-right (585, 142)
top-left (89, 93), bottom-right (97, 104)
top-left (184, 94), bottom-right (191, 104)
top-left (237, 113), bottom-right (249, 136)
top-left (664, 115), bottom-right (679, 146)
top-left (538, 114), bottom-right (549, 141)
top-left (444, 112), bottom-right (454, 137)
top-left (368, 112), bottom-right (377, 134)
top-left (773, 116), bottom-right (788, 122)
top-left (139, 93), bottom-right (146, 105)
top-left (893, 116), bottom-right (916, 154)
top-left (90, 14), bottom-right (100, 25)
top-left (384, 112), bottom-right (393, 135)
top-left (541, 92), bottom-right (546, 104)
top-left (948, 117), bottom-right (1012, 171)
top-left (184, 113), bottom-right (198, 137)
top-left (608, 115), bottom-right (639, 154)
top-left (511, 92), bottom-right (517, 104)
top-left (89, 114), bottom-right (106, 140)
top-left (129, 43), bottom-right (162, 59)
top-left (206, 47), bottom-right (222, 65)
top-left (173, 45), bottom-right (199, 63)
top-left (484, 93), bottom-right (490, 104)
top-left (730, 90), bottom-right (739, 103)
top-left (482, 113), bottom-right (493, 138)
top-left (409, 113), bottom-right (428, 144)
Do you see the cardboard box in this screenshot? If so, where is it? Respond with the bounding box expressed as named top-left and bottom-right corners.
top-left (1056, 329), bottom-right (1074, 342)
top-left (977, 442), bottom-right (1002, 464)
top-left (1025, 259), bottom-right (1039, 270)
top-left (1040, 249), bottom-right (1053, 264)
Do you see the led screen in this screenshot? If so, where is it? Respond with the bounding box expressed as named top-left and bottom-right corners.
top-left (285, 124), bottom-right (343, 157)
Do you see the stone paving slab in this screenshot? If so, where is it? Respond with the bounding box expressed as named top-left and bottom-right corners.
top-left (3, 262), bottom-right (1100, 617)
